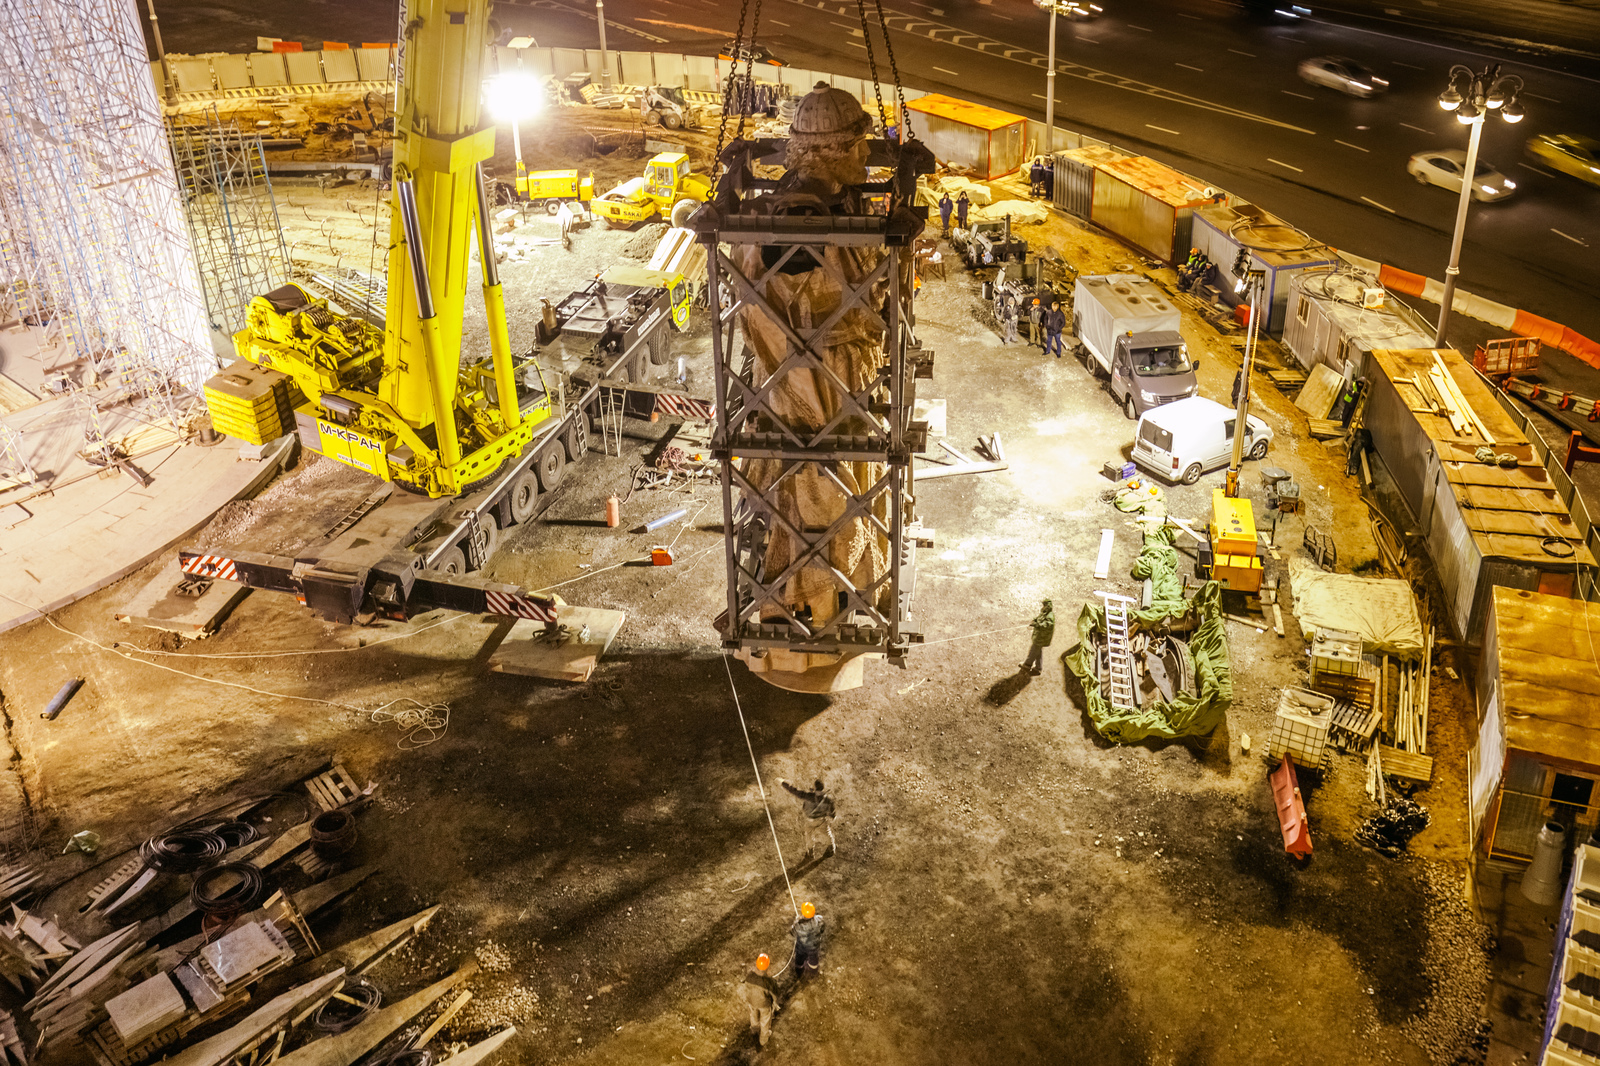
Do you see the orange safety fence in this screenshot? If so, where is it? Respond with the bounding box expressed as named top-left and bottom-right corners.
top-left (1377, 263), bottom-right (1426, 297)
top-left (1512, 310), bottom-right (1600, 370)
top-left (271, 41), bottom-right (304, 53)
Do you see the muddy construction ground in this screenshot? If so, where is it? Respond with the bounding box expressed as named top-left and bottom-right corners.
top-left (0, 106), bottom-right (1493, 1066)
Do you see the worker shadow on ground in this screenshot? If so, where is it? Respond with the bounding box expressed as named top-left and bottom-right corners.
top-left (982, 670), bottom-right (1033, 707)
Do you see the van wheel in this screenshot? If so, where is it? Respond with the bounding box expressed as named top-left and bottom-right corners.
top-left (1250, 439), bottom-right (1269, 460)
top-left (1124, 395), bottom-right (1138, 420)
top-left (1181, 463), bottom-right (1203, 485)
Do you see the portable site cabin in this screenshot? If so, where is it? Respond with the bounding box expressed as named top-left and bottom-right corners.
top-left (1283, 274), bottom-right (1435, 376)
top-left (904, 94), bottom-right (1024, 181)
top-left (1365, 347), bottom-right (1594, 643)
top-left (1190, 204), bottom-right (1339, 335)
top-left (1471, 588), bottom-right (1600, 862)
top-left (1091, 155), bottom-right (1218, 265)
top-left (1050, 145), bottom-right (1128, 220)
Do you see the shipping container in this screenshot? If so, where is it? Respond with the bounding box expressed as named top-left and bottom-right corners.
top-left (1190, 203), bottom-right (1339, 334)
top-left (905, 94), bottom-right (1024, 180)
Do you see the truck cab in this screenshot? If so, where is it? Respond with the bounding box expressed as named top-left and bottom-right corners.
top-left (1109, 329), bottom-right (1199, 419)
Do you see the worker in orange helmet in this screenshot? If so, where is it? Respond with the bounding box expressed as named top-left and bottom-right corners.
top-left (791, 901), bottom-right (825, 979)
top-left (736, 952), bottom-right (779, 1046)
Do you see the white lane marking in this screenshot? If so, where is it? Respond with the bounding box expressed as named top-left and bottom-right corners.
top-left (992, 10), bottom-right (1013, 18)
top-left (1520, 162), bottom-right (1556, 177)
top-left (933, 66), bottom-right (960, 76)
top-left (1176, 63), bottom-right (1204, 72)
top-left (1335, 139), bottom-right (1369, 152)
top-left (1228, 48), bottom-right (1255, 56)
top-left (1394, 60), bottom-right (1424, 70)
top-left (1268, 158), bottom-right (1304, 172)
top-left (1077, 36), bottom-right (1100, 43)
top-left (1400, 122), bottom-right (1432, 134)
top-left (1146, 124), bottom-right (1180, 135)
top-left (1179, 12), bottom-right (1202, 18)
top-left (1361, 196), bottom-right (1395, 212)
top-left (1129, 24), bottom-right (1154, 31)
top-left (769, 18), bottom-right (791, 24)
top-left (1282, 90), bottom-right (1313, 99)
top-left (1525, 92), bottom-right (1561, 103)
top-left (1552, 228), bottom-right (1589, 246)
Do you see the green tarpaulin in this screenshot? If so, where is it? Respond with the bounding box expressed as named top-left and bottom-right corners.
top-left (1063, 526), bottom-right (1234, 743)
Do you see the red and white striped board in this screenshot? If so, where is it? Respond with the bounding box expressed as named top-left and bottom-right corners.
top-left (653, 393), bottom-right (714, 422)
top-left (180, 553), bottom-right (239, 582)
top-left (484, 590), bottom-right (556, 623)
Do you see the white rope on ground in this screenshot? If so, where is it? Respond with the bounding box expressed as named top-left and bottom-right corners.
top-left (918, 622), bottom-right (1031, 647)
top-left (0, 590), bottom-right (452, 749)
top-left (723, 652), bottom-right (800, 919)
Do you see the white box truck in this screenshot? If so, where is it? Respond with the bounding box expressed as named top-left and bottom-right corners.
top-left (1071, 274), bottom-right (1199, 419)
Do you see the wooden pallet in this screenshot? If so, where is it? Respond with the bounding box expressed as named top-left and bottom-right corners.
top-left (83, 858), bottom-right (144, 913)
top-left (1311, 665), bottom-right (1376, 711)
top-left (1306, 417), bottom-right (1346, 440)
top-left (1266, 368), bottom-right (1307, 391)
top-left (1377, 745), bottom-right (1434, 783)
top-left (303, 764), bottom-right (363, 813)
top-left (1329, 700), bottom-right (1382, 750)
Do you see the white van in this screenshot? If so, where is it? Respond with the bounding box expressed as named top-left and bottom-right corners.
top-left (1131, 396), bottom-right (1273, 485)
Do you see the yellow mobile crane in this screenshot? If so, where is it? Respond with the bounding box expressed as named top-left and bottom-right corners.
top-left (210, 0), bottom-right (550, 499)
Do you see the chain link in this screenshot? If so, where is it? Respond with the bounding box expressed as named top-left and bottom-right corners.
top-left (708, 0), bottom-right (757, 197)
top-left (855, 0), bottom-right (887, 136)
top-left (872, 0), bottom-right (909, 124)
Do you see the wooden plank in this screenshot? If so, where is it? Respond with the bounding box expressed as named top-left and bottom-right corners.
top-left (1272, 602), bottom-right (1284, 638)
top-left (414, 990), bottom-right (472, 1048)
top-left (1093, 529), bottom-right (1114, 580)
top-left (1295, 364), bottom-right (1343, 419)
top-left (435, 1027), bottom-right (515, 1066)
top-left (486, 607), bottom-right (627, 684)
top-left (271, 964), bottom-right (477, 1066)
top-left (1377, 744), bottom-right (1434, 782)
top-left (914, 460), bottom-right (1008, 481)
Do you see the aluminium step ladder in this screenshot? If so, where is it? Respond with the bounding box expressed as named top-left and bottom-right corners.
top-left (1097, 591), bottom-right (1137, 711)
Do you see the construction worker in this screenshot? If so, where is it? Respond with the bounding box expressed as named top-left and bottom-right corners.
top-left (736, 953), bottom-right (780, 1047)
top-left (1043, 299), bottom-right (1066, 359)
top-left (1027, 296), bottom-right (1043, 348)
top-left (791, 902), bottom-right (825, 979)
top-left (1021, 598), bottom-right (1055, 675)
top-left (955, 191), bottom-right (970, 231)
top-left (1000, 291), bottom-right (1020, 345)
top-left (779, 777), bottom-right (836, 857)
top-left (1178, 247), bottom-right (1211, 293)
top-left (938, 191), bottom-right (953, 236)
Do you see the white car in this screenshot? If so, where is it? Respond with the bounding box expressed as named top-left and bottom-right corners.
top-left (1406, 149), bottom-right (1517, 202)
top-left (1297, 55), bottom-right (1388, 98)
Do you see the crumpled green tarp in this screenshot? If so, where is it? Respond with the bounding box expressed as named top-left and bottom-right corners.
top-left (1063, 527), bottom-right (1234, 743)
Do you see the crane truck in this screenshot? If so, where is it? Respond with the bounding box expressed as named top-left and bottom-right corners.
top-left (185, 0), bottom-right (704, 627)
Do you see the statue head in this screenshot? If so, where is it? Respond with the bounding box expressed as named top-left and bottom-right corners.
top-left (785, 82), bottom-right (874, 193)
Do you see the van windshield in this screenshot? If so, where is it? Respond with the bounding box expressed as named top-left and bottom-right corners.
top-left (1132, 344), bottom-right (1191, 377)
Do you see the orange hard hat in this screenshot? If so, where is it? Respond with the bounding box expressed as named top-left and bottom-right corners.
top-left (1149, 486), bottom-right (1160, 496)
top-left (756, 953), bottom-right (771, 971)
top-left (801, 902), bottom-right (816, 918)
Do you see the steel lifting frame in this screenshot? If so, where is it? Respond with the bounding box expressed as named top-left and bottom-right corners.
top-left (700, 206), bottom-right (931, 663)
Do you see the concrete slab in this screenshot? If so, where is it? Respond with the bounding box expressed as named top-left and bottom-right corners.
top-left (0, 435), bottom-right (292, 634)
top-left (486, 606), bottom-right (625, 682)
top-left (115, 558), bottom-right (252, 638)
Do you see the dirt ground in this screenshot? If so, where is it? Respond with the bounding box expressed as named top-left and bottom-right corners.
top-left (0, 110), bottom-right (1496, 1066)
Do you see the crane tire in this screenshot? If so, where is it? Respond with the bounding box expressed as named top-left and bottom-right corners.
top-left (507, 470), bottom-right (539, 525)
top-left (564, 418), bottom-right (590, 462)
top-left (545, 198), bottom-right (562, 215)
top-left (432, 545), bottom-right (467, 575)
top-left (537, 441), bottom-right (567, 491)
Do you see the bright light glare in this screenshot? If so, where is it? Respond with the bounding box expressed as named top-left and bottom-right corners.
top-left (1480, 184), bottom-right (1495, 194)
top-left (1503, 179), bottom-right (1516, 188)
top-left (485, 71), bottom-right (543, 122)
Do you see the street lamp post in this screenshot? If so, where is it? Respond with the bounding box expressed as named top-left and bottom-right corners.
top-left (596, 0), bottom-right (612, 90)
top-left (1034, 0), bottom-right (1060, 156)
top-left (1433, 63), bottom-right (1524, 347)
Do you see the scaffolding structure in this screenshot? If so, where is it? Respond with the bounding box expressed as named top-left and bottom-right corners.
top-left (169, 110), bottom-right (289, 336)
top-left (0, 0), bottom-right (212, 401)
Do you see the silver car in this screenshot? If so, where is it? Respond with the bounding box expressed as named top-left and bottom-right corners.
top-left (1406, 149), bottom-right (1517, 202)
top-left (1296, 55), bottom-right (1389, 98)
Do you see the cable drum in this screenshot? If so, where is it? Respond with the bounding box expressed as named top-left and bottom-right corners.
top-left (310, 809), bottom-right (358, 859)
top-left (190, 862), bottom-right (265, 916)
top-left (141, 830), bottom-right (227, 872)
top-left (313, 978), bottom-right (381, 1032)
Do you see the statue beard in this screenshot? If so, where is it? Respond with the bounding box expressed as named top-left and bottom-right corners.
top-left (783, 138), bottom-right (869, 192)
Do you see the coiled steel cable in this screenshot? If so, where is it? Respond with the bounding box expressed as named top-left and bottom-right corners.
top-left (140, 830), bottom-right (227, 872)
top-left (190, 861), bottom-right (265, 915)
top-left (313, 978), bottom-right (382, 1032)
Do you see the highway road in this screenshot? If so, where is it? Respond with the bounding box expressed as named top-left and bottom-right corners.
top-left (154, 0), bottom-right (1600, 341)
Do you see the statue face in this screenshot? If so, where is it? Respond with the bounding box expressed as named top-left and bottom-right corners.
top-left (844, 134), bottom-right (872, 184)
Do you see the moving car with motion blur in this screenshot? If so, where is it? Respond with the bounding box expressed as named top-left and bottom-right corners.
top-left (1526, 133), bottom-right (1600, 189)
top-left (1406, 149), bottom-right (1516, 202)
top-left (1296, 56), bottom-right (1388, 98)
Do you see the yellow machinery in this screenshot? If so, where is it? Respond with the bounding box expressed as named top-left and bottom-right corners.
top-left (601, 265), bottom-right (693, 331)
top-left (207, 0), bottom-right (557, 498)
top-left (517, 167), bottom-right (594, 212)
top-left (589, 152), bottom-right (712, 229)
top-left (1207, 488), bottom-right (1263, 594)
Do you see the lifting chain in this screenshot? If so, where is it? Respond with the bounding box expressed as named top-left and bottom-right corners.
top-left (709, 0), bottom-right (762, 197)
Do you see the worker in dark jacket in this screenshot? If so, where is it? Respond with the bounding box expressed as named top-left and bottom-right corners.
top-left (780, 777), bottom-right (837, 857)
top-left (736, 953), bottom-right (780, 1046)
top-left (1029, 157), bottom-right (1045, 197)
top-left (955, 191), bottom-right (970, 230)
top-left (938, 192), bottom-right (953, 236)
top-left (1043, 300), bottom-right (1067, 358)
top-left (1021, 599), bottom-right (1055, 675)
top-left (791, 902), bottom-right (825, 979)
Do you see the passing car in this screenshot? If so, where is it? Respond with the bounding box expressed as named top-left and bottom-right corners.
top-left (1406, 149), bottom-right (1516, 202)
top-left (1526, 133), bottom-right (1600, 188)
top-left (719, 41), bottom-right (785, 66)
top-left (1297, 56), bottom-right (1388, 98)
top-left (1064, 1), bottom-right (1103, 18)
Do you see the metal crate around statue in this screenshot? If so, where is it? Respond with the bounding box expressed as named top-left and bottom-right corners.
top-left (1063, 525), bottom-right (1234, 743)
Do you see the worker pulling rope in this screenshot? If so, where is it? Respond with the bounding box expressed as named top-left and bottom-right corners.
top-left (723, 654), bottom-right (800, 919)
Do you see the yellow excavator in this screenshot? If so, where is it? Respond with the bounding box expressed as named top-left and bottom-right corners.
top-left (206, 0), bottom-right (553, 499)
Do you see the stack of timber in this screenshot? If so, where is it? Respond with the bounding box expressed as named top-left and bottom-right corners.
top-left (1375, 628), bottom-right (1434, 783)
